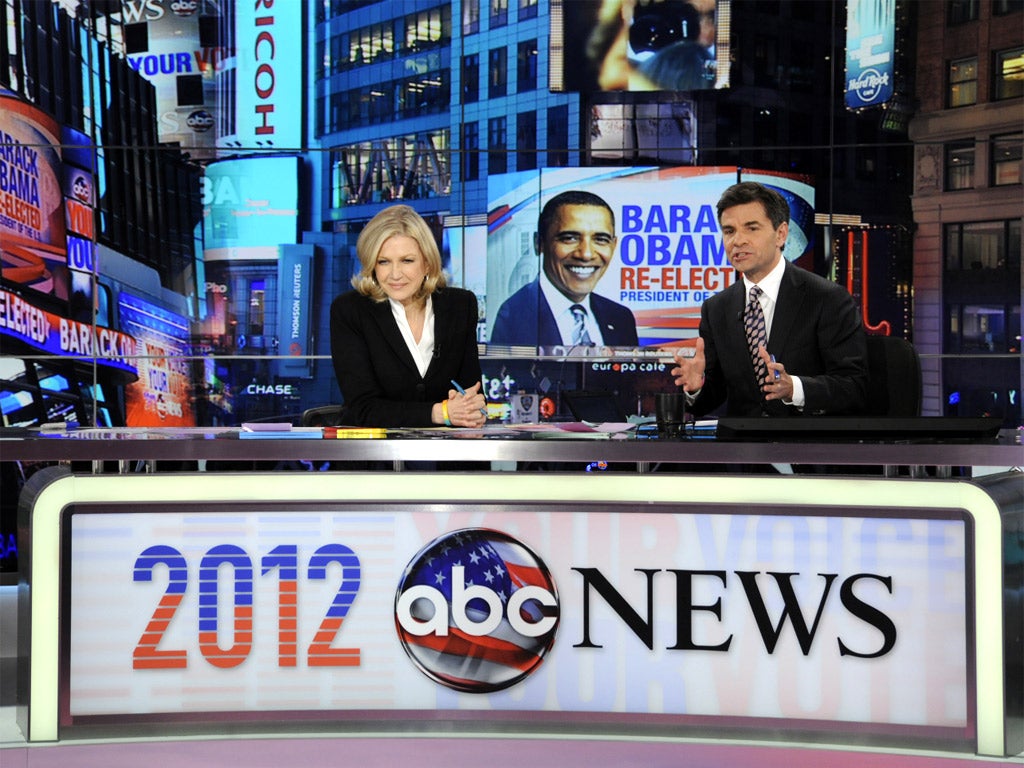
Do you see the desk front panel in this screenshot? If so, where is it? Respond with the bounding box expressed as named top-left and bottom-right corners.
top-left (19, 471), bottom-right (1015, 755)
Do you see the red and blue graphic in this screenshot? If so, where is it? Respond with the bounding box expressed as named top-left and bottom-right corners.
top-left (132, 545), bottom-right (188, 669)
top-left (131, 542), bottom-right (362, 670)
top-left (395, 529), bottom-right (559, 693)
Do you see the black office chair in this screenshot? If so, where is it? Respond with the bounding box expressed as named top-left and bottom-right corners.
top-left (300, 404), bottom-right (346, 427)
top-left (865, 335), bottom-right (922, 417)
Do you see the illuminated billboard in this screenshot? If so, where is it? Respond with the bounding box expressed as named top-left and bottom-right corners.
top-left (484, 166), bottom-right (814, 351)
top-left (0, 94), bottom-right (68, 300)
top-left (117, 0), bottom-right (225, 152)
top-left (119, 292), bottom-right (195, 427)
top-left (0, 287), bottom-right (138, 379)
top-left (552, 0), bottom-right (730, 92)
top-left (202, 156), bottom-right (300, 261)
top-left (845, 0), bottom-right (896, 110)
top-left (233, 0), bottom-right (303, 148)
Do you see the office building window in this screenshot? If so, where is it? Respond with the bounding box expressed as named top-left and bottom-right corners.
top-left (945, 141), bottom-right (975, 190)
top-left (348, 21), bottom-right (394, 67)
top-left (463, 0), bottom-right (480, 34)
top-left (993, 47), bottom-right (1024, 100)
top-left (248, 280), bottom-right (265, 336)
top-left (991, 133), bottom-right (1022, 186)
top-left (404, 6), bottom-right (449, 53)
top-left (945, 220), bottom-right (1020, 271)
top-left (993, 0), bottom-right (1024, 13)
top-left (516, 111), bottom-right (537, 171)
top-left (517, 40), bottom-right (538, 92)
top-left (462, 122), bottom-right (479, 181)
top-left (489, 47), bottom-right (507, 98)
top-left (490, 0), bottom-right (508, 28)
top-left (329, 131), bottom-right (450, 206)
top-left (488, 117), bottom-right (507, 175)
top-left (946, 303), bottom-right (1019, 358)
top-left (519, 0), bottom-right (539, 20)
top-left (547, 105), bottom-right (568, 167)
top-left (949, 305), bottom-right (1011, 353)
top-left (462, 54), bottom-right (479, 103)
top-left (948, 56), bottom-right (977, 107)
top-left (947, 0), bottom-right (979, 24)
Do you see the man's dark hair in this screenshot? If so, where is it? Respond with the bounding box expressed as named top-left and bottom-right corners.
top-left (716, 182), bottom-right (790, 229)
top-left (537, 190), bottom-right (615, 240)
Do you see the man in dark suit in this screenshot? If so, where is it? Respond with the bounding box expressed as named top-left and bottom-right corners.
top-left (671, 182), bottom-right (868, 417)
top-left (490, 190), bottom-right (638, 348)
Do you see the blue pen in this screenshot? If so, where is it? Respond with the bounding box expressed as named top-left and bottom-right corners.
top-left (451, 379), bottom-right (489, 417)
top-left (769, 354), bottom-right (781, 380)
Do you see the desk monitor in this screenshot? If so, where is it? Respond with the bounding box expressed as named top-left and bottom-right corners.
top-left (715, 416), bottom-right (1005, 442)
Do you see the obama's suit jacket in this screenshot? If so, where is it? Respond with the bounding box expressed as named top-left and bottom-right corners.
top-left (690, 261), bottom-right (868, 418)
top-left (489, 279), bottom-right (638, 347)
top-left (330, 287), bottom-right (482, 427)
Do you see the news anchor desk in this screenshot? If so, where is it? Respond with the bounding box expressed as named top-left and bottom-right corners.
top-left (7, 426), bottom-right (1023, 758)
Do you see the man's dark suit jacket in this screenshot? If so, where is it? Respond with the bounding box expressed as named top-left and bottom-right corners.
top-left (489, 279), bottom-right (639, 347)
top-left (330, 287), bottom-right (482, 427)
top-left (691, 261), bottom-right (868, 417)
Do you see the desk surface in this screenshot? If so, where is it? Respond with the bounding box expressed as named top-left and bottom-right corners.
top-left (1, 424), bottom-right (1020, 467)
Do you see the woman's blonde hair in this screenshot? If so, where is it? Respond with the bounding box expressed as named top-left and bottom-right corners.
top-left (351, 205), bottom-right (447, 302)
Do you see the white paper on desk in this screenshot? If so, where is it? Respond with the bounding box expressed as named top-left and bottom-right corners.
top-left (241, 422), bottom-right (293, 432)
top-left (556, 421), bottom-right (635, 433)
top-left (589, 422), bottom-right (636, 433)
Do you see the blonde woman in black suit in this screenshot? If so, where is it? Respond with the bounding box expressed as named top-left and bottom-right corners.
top-left (330, 205), bottom-right (486, 428)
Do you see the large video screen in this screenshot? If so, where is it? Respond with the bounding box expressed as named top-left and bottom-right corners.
top-left (483, 167), bottom-right (814, 353)
top-left (552, 0), bottom-right (730, 92)
top-left (202, 156), bottom-right (300, 261)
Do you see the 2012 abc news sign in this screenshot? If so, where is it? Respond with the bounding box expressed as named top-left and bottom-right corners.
top-left (68, 505), bottom-right (968, 731)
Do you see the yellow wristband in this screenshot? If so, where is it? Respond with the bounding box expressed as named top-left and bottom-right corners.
top-left (441, 400), bottom-right (452, 426)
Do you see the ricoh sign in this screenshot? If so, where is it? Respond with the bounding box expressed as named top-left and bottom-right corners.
top-left (234, 0), bottom-right (301, 147)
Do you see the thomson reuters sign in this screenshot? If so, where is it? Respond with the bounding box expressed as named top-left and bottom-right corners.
top-left (395, 529), bottom-right (559, 692)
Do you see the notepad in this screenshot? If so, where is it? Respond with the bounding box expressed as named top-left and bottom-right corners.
top-left (241, 422), bottom-right (293, 432)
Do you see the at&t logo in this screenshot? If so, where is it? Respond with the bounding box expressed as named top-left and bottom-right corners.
top-left (395, 529), bottom-right (559, 693)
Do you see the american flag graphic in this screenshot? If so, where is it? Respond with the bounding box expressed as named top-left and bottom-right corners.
top-left (395, 528), bottom-right (559, 693)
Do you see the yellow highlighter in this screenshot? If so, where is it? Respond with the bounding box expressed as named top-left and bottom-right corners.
top-left (324, 427), bottom-right (387, 439)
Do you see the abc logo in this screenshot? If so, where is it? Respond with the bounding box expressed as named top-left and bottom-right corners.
top-left (170, 0), bottom-right (199, 16)
top-left (187, 110), bottom-right (214, 132)
top-left (395, 528), bottom-right (559, 693)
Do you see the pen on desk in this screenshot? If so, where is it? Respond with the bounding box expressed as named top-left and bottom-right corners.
top-left (769, 354), bottom-right (781, 380)
top-left (40, 421), bottom-right (79, 432)
top-left (450, 379), bottom-right (489, 417)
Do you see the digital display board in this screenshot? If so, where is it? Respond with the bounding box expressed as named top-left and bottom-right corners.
top-left (0, 287), bottom-right (138, 378)
top-left (0, 94), bottom-right (68, 300)
top-left (233, 0), bottom-right (303, 147)
top-left (55, 473), bottom-right (980, 730)
top-left (552, 0), bottom-right (730, 92)
top-left (119, 292), bottom-right (195, 427)
top-left (16, 471), bottom-right (1016, 755)
top-left (484, 166), bottom-right (814, 350)
top-left (845, 0), bottom-right (896, 110)
top-left (201, 156), bottom-right (300, 261)
top-left (117, 0), bottom-right (224, 152)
